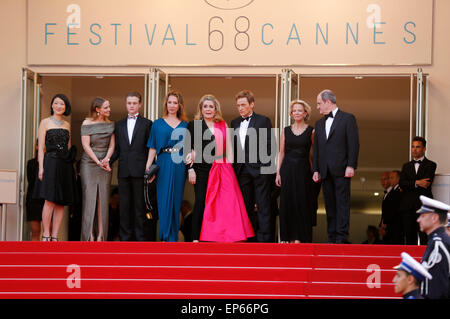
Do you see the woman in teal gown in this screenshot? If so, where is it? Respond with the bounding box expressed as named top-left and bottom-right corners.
top-left (146, 91), bottom-right (188, 242)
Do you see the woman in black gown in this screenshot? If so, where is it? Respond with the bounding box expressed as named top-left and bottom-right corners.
top-left (276, 100), bottom-right (314, 243)
top-left (33, 94), bottom-right (77, 241)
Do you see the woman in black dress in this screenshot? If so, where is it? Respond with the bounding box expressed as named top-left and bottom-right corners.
top-left (33, 94), bottom-right (77, 241)
top-left (276, 100), bottom-right (314, 243)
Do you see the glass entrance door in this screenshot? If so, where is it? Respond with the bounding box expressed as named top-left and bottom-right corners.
top-left (19, 68), bottom-right (41, 240)
top-left (147, 68), bottom-right (168, 121)
top-left (278, 69), bottom-right (299, 140)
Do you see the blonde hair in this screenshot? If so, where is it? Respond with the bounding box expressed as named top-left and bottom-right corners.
top-left (290, 99), bottom-right (311, 122)
top-left (194, 94), bottom-right (224, 122)
top-left (162, 90), bottom-right (188, 122)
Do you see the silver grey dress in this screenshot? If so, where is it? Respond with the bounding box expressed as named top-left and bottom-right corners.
top-left (80, 122), bottom-right (115, 241)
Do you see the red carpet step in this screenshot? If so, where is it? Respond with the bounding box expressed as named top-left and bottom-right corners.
top-left (0, 242), bottom-right (425, 299)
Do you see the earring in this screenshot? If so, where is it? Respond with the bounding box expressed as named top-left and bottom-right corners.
top-left (97, 112), bottom-right (99, 116)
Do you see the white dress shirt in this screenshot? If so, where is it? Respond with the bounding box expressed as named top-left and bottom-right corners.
top-left (239, 113), bottom-right (253, 149)
top-left (325, 108), bottom-right (338, 139)
top-left (127, 114), bottom-right (138, 144)
top-left (414, 156), bottom-right (424, 174)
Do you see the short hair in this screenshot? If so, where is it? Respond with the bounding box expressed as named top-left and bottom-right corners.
top-left (126, 91), bottom-right (142, 103)
top-left (50, 94), bottom-right (71, 116)
top-left (194, 94), bottom-right (224, 122)
top-left (438, 212), bottom-right (448, 225)
top-left (162, 90), bottom-right (188, 122)
top-left (390, 170), bottom-right (401, 177)
top-left (235, 90), bottom-right (255, 104)
top-left (289, 99), bottom-right (312, 121)
top-left (320, 89), bottom-right (337, 104)
top-left (412, 136), bottom-right (427, 147)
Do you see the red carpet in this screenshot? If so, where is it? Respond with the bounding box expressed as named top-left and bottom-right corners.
top-left (0, 242), bottom-right (425, 299)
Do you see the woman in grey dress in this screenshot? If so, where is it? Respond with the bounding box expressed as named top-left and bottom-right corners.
top-left (80, 97), bottom-right (115, 241)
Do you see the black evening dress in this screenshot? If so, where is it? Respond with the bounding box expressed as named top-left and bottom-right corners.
top-left (279, 125), bottom-right (314, 242)
top-left (33, 128), bottom-right (77, 206)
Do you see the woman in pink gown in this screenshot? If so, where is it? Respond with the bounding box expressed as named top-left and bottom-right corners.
top-left (187, 94), bottom-right (254, 242)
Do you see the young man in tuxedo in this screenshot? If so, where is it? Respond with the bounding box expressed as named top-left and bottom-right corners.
top-left (399, 136), bottom-right (437, 245)
top-left (230, 90), bottom-right (275, 243)
top-left (110, 92), bottom-right (153, 241)
top-left (312, 89), bottom-right (359, 244)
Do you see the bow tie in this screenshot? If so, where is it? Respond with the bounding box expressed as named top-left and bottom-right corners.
top-left (325, 112), bottom-right (334, 119)
top-left (128, 115), bottom-right (138, 120)
top-left (413, 159), bottom-right (422, 164)
top-left (241, 116), bottom-right (252, 122)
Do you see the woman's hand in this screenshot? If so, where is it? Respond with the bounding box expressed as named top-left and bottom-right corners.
top-left (38, 168), bottom-right (44, 181)
top-left (186, 150), bottom-right (196, 168)
top-left (275, 173), bottom-right (281, 187)
top-left (188, 169), bottom-right (196, 185)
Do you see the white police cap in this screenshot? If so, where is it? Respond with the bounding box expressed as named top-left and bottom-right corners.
top-left (416, 195), bottom-right (450, 214)
top-left (394, 252), bottom-right (432, 282)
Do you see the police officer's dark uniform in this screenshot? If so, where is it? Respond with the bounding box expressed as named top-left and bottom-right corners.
top-left (404, 289), bottom-right (424, 299)
top-left (417, 196), bottom-right (450, 299)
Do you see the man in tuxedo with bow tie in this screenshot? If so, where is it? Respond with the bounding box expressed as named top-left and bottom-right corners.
top-left (231, 90), bottom-right (275, 242)
top-left (312, 89), bottom-right (359, 244)
top-left (110, 92), bottom-right (153, 241)
top-left (399, 136), bottom-right (437, 245)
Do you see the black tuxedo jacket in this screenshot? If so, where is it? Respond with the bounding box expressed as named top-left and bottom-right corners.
top-left (381, 185), bottom-right (402, 226)
top-left (230, 112), bottom-right (274, 177)
top-left (312, 109), bottom-right (359, 179)
top-left (399, 157), bottom-right (437, 213)
top-left (186, 119), bottom-right (215, 174)
top-left (110, 115), bottom-right (152, 178)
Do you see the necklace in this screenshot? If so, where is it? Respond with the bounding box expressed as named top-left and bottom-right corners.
top-left (50, 116), bottom-right (64, 126)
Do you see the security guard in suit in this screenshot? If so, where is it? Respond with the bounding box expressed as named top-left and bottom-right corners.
top-left (416, 195), bottom-right (450, 299)
top-left (393, 252), bottom-right (432, 299)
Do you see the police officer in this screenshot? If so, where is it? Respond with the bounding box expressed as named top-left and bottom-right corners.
top-left (393, 252), bottom-right (432, 299)
top-left (416, 195), bottom-right (450, 299)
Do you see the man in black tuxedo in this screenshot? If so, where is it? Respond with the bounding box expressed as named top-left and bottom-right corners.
top-left (312, 89), bottom-right (359, 244)
top-left (110, 92), bottom-right (153, 241)
top-left (381, 170), bottom-right (404, 244)
top-left (399, 136), bottom-right (437, 245)
top-left (231, 90), bottom-right (276, 243)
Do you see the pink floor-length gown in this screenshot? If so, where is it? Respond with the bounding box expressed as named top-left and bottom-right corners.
top-left (199, 120), bottom-right (254, 242)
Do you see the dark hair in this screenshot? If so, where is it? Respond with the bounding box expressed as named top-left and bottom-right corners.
top-left (89, 97), bottom-right (107, 120)
top-left (235, 90), bottom-right (255, 104)
top-left (50, 94), bottom-right (71, 116)
top-left (367, 225), bottom-right (379, 236)
top-left (126, 92), bottom-right (142, 103)
top-left (412, 136), bottom-right (427, 147)
top-left (391, 170), bottom-right (401, 177)
top-left (438, 212), bottom-right (448, 225)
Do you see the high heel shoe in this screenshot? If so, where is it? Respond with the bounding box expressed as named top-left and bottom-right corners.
top-left (41, 236), bottom-right (51, 242)
top-left (51, 237), bottom-right (58, 241)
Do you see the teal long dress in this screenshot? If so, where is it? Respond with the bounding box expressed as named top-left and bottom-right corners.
top-left (147, 118), bottom-right (188, 242)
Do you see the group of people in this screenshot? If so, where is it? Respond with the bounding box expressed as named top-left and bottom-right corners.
top-left (27, 88), bottom-right (362, 244)
top-left (379, 136), bottom-right (438, 245)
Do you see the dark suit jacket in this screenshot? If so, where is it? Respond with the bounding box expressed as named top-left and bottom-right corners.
top-left (313, 109), bottom-right (359, 179)
top-left (399, 157), bottom-right (437, 213)
top-left (230, 112), bottom-right (274, 177)
top-left (381, 185), bottom-right (402, 226)
top-left (186, 119), bottom-right (215, 174)
top-left (110, 115), bottom-right (152, 178)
